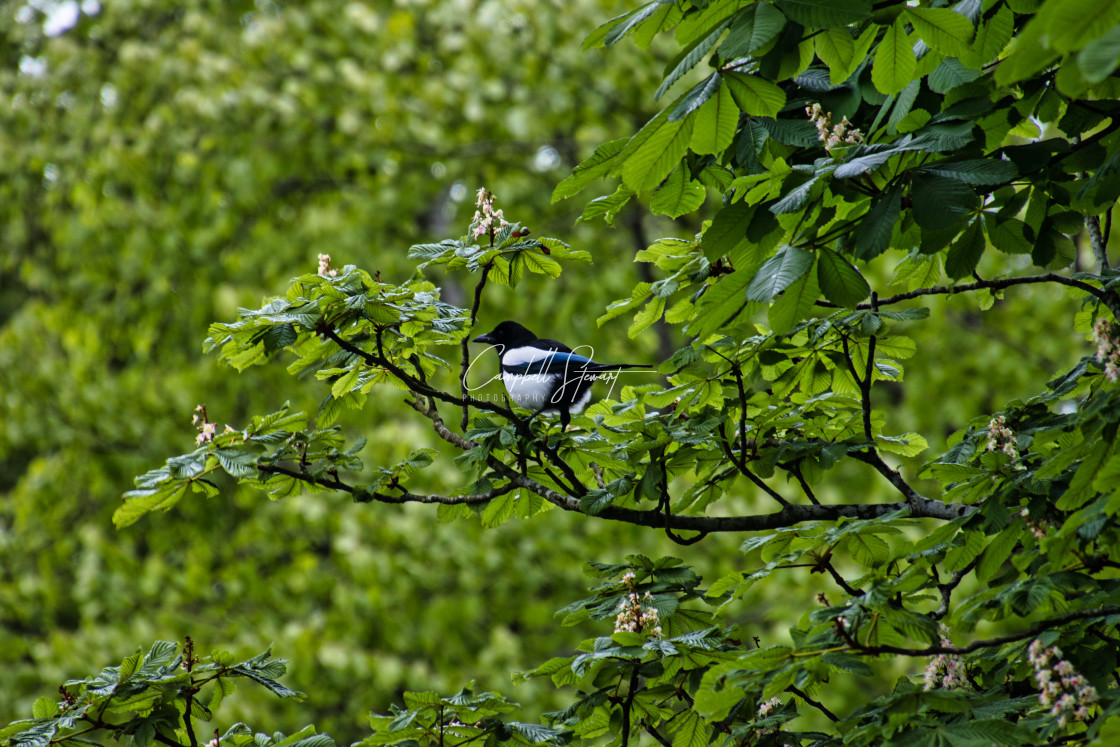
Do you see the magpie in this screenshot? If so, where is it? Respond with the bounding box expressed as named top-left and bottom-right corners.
top-left (471, 320), bottom-right (651, 429)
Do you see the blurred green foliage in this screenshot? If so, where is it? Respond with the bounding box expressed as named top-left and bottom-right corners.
top-left (0, 0), bottom-right (695, 739)
top-left (4, 0), bottom-right (1120, 745)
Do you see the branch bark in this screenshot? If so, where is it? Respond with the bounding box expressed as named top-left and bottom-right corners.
top-left (816, 272), bottom-right (1118, 316)
top-left (845, 606), bottom-right (1120, 656)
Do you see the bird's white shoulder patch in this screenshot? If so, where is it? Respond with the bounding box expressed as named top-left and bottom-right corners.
top-left (501, 346), bottom-right (557, 367)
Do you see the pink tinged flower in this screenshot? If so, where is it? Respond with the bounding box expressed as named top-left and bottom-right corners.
top-left (196, 421), bottom-right (216, 445)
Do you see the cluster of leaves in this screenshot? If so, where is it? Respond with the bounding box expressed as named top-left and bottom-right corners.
top-left (105, 193), bottom-right (1120, 745)
top-left (359, 689), bottom-right (567, 747)
top-left (565, 0), bottom-right (1120, 335)
top-left (1, 0), bottom-right (672, 733)
top-left (353, 553), bottom-right (1120, 746)
top-left (17, 0), bottom-right (1120, 745)
top-left (0, 641), bottom-right (314, 747)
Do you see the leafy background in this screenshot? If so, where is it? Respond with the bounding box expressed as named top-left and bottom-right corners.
top-left (0, 0), bottom-right (1103, 743)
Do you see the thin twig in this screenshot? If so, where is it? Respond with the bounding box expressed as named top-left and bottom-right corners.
top-left (787, 685), bottom-right (839, 722)
top-left (461, 264), bottom-right (492, 429)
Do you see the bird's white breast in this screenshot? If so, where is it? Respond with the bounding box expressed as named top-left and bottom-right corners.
top-left (500, 369), bottom-right (555, 410)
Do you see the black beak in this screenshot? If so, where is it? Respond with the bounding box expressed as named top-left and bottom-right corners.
top-left (472, 332), bottom-right (496, 344)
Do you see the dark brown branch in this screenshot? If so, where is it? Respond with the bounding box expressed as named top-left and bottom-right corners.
top-left (620, 666), bottom-right (640, 747)
top-left (846, 606), bottom-right (1120, 656)
top-left (1087, 216), bottom-right (1111, 272)
top-left (786, 463), bottom-right (820, 505)
top-left (787, 685), bottom-right (839, 722)
top-left (862, 292), bottom-right (879, 442)
top-left (932, 557), bottom-right (980, 621)
top-left (324, 328), bottom-right (517, 420)
top-left (643, 727), bottom-right (673, 747)
top-left (183, 637), bottom-right (198, 747)
top-left (823, 560), bottom-right (862, 598)
top-left (848, 450), bottom-right (948, 516)
top-left (817, 272), bottom-right (1115, 312)
top-left (486, 456), bottom-right (971, 529)
top-left (257, 463), bottom-right (502, 505)
top-left (718, 428), bottom-right (791, 507)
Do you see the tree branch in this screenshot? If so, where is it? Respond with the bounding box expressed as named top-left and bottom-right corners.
top-left (257, 463), bottom-right (504, 505)
top-left (817, 272), bottom-right (1116, 313)
top-left (718, 429), bottom-right (791, 508)
top-left (845, 606), bottom-right (1120, 656)
top-left (932, 556), bottom-right (980, 621)
top-left (848, 450), bottom-right (944, 516)
top-left (822, 560), bottom-right (862, 598)
top-left (1087, 216), bottom-right (1111, 272)
top-left (787, 685), bottom-right (839, 722)
top-left (306, 332), bottom-right (973, 533)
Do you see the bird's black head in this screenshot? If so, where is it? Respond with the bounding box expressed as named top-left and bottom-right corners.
top-left (471, 320), bottom-right (537, 348)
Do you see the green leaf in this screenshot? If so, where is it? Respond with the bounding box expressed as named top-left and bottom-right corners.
top-left (114, 482), bottom-right (189, 528)
top-left (703, 202), bottom-right (754, 260)
top-left (521, 250), bottom-right (563, 278)
top-left (911, 175), bottom-right (977, 230)
top-left (553, 138), bottom-right (627, 202)
top-left (690, 82), bottom-right (738, 155)
top-left (630, 295), bottom-right (667, 337)
top-left (330, 365), bottom-right (361, 399)
top-left (921, 158), bottom-right (1017, 185)
top-left (118, 650), bottom-right (142, 684)
top-left (632, 3), bottom-right (685, 49)
top-left (656, 25), bottom-right (727, 100)
top-left (583, 3), bottom-right (663, 50)
top-left (854, 185), bottom-right (901, 260)
top-left (720, 3), bottom-right (787, 59)
top-left (774, 0), bottom-right (870, 29)
top-left (942, 718), bottom-right (1036, 745)
top-left (962, 5), bottom-right (1014, 68)
top-left (873, 20), bottom-right (918, 96)
top-left (772, 175), bottom-right (819, 214)
top-left (845, 532), bottom-right (890, 566)
top-left (983, 216), bottom-right (1033, 254)
top-left (817, 248), bottom-right (870, 307)
top-left (945, 219), bottom-right (985, 279)
top-left (723, 72), bottom-right (787, 118)
top-left (835, 150), bottom-right (896, 180)
top-left (481, 493), bottom-right (516, 527)
top-left (650, 166), bottom-right (707, 217)
top-left (1079, 25), bottom-right (1120, 83)
top-left (578, 186), bottom-right (635, 226)
top-left (994, 0), bottom-right (1120, 84)
top-left (928, 57), bottom-right (982, 94)
top-left (669, 73), bottom-right (721, 123)
top-left (977, 526), bottom-right (1019, 583)
top-left (1042, 0), bottom-right (1120, 54)
top-left (876, 432), bottom-right (928, 457)
top-left (816, 27), bottom-right (858, 85)
top-left (670, 710), bottom-right (712, 747)
top-left (746, 246), bottom-right (815, 302)
top-left (32, 697), bottom-right (57, 719)
top-left (768, 263), bottom-right (819, 334)
top-left (903, 7), bottom-right (974, 57)
top-left (621, 108), bottom-right (696, 193)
